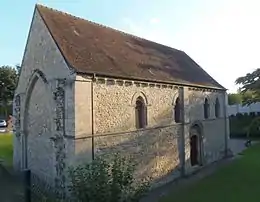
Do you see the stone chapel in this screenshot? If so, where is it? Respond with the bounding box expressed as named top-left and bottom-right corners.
top-left (13, 4), bottom-right (230, 188)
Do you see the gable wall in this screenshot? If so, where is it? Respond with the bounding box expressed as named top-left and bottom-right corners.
top-left (16, 9), bottom-right (75, 94)
top-left (13, 9), bottom-right (76, 183)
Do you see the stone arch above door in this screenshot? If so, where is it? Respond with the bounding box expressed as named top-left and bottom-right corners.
top-left (189, 121), bottom-right (204, 166)
top-left (189, 121), bottom-right (204, 138)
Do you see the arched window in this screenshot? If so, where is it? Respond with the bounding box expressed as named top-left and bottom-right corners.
top-left (174, 97), bottom-right (181, 123)
top-left (204, 98), bottom-right (210, 119)
top-left (135, 96), bottom-right (147, 129)
top-left (215, 98), bottom-right (220, 118)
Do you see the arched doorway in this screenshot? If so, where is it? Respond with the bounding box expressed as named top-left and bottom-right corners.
top-left (190, 123), bottom-right (203, 166)
top-left (190, 135), bottom-right (199, 166)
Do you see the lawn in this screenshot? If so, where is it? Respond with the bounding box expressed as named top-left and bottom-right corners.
top-left (161, 143), bottom-right (260, 202)
top-left (0, 133), bottom-right (13, 167)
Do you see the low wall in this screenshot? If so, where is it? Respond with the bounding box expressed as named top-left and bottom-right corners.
top-left (228, 103), bottom-right (260, 116)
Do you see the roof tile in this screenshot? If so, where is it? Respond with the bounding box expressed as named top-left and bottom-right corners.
top-left (36, 4), bottom-right (224, 89)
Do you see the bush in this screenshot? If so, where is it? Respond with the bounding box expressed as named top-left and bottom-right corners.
top-left (68, 154), bottom-right (150, 202)
top-left (250, 112), bottom-right (256, 117)
top-left (235, 113), bottom-right (244, 118)
top-left (0, 104), bottom-right (12, 118)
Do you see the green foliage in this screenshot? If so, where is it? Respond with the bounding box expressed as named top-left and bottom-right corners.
top-left (236, 69), bottom-right (260, 105)
top-left (0, 134), bottom-right (13, 167)
top-left (0, 104), bottom-right (12, 118)
top-left (228, 93), bottom-right (242, 105)
top-left (229, 113), bottom-right (260, 138)
top-left (0, 65), bottom-right (19, 104)
top-left (0, 65), bottom-right (20, 117)
top-left (68, 154), bottom-right (150, 202)
top-left (246, 116), bottom-right (260, 138)
top-left (228, 91), bottom-right (256, 106)
top-left (241, 90), bottom-right (254, 105)
top-left (15, 64), bottom-right (21, 75)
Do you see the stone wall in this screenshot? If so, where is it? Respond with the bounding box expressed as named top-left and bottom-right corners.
top-left (71, 78), bottom-right (228, 185)
top-left (74, 79), bottom-right (183, 184)
top-left (187, 89), bottom-right (225, 122)
top-left (13, 8), bottom-right (76, 187)
top-left (74, 76), bottom-right (92, 137)
top-left (16, 10), bottom-right (75, 94)
top-left (25, 76), bottom-right (55, 182)
top-left (183, 89), bottom-right (227, 173)
top-left (93, 79), bottom-right (179, 134)
top-left (202, 118), bottom-right (226, 162)
top-left (187, 89), bottom-right (226, 161)
top-left (74, 79), bottom-right (227, 185)
top-left (94, 124), bottom-right (182, 183)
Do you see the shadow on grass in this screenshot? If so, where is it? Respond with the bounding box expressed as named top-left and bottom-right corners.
top-left (159, 143), bottom-right (260, 202)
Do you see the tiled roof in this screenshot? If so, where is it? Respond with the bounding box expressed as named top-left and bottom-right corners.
top-left (36, 4), bottom-right (225, 89)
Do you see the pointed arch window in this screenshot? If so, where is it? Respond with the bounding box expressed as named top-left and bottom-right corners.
top-left (135, 96), bottom-right (147, 129)
top-left (204, 98), bottom-right (210, 119)
top-left (174, 97), bottom-right (181, 123)
top-left (215, 98), bottom-right (220, 118)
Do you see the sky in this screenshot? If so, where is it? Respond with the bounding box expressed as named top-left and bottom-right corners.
top-left (1, 0), bottom-right (260, 92)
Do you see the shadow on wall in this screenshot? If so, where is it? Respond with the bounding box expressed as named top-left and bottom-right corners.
top-left (74, 127), bottom-right (214, 188)
top-left (72, 101), bottom-right (217, 187)
top-left (75, 127), bottom-right (181, 186)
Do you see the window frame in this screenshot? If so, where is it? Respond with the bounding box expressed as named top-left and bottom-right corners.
top-left (204, 98), bottom-right (210, 119)
top-left (174, 97), bottom-right (181, 123)
top-left (215, 98), bottom-right (220, 118)
top-left (135, 96), bottom-right (147, 129)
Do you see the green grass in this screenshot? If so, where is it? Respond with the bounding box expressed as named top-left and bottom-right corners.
top-left (161, 144), bottom-right (260, 202)
top-left (0, 133), bottom-right (13, 167)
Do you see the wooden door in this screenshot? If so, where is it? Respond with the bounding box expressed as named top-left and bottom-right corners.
top-left (190, 135), bottom-right (198, 166)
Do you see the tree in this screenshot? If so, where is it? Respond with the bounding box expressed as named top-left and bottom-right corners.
top-left (236, 69), bottom-right (260, 142)
top-left (0, 66), bottom-right (19, 116)
top-left (241, 90), bottom-right (254, 104)
top-left (15, 64), bottom-right (21, 75)
top-left (228, 93), bottom-right (242, 105)
top-left (236, 68), bottom-right (260, 105)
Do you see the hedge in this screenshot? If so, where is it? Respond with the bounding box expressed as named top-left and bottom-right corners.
top-left (0, 104), bottom-right (12, 119)
top-left (229, 113), bottom-right (260, 138)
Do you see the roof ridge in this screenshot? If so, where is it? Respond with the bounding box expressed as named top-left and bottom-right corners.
top-left (36, 4), bottom-right (181, 53)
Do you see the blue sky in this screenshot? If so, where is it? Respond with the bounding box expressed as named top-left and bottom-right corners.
top-left (1, 0), bottom-right (260, 92)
